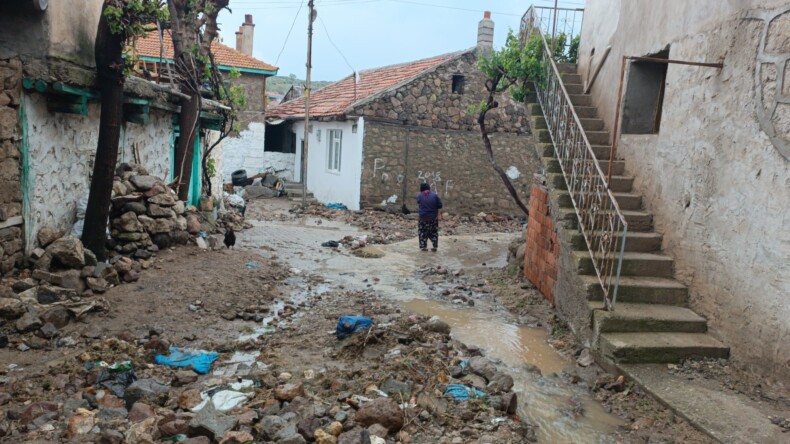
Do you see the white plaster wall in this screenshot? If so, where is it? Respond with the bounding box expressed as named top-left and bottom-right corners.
top-left (291, 118), bottom-right (364, 210)
top-left (578, 2), bottom-right (790, 380)
top-left (222, 122), bottom-right (296, 181)
top-left (23, 93), bottom-right (173, 251)
top-left (119, 110), bottom-right (172, 180)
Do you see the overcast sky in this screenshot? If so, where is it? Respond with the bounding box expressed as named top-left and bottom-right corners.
top-left (217, 0), bottom-right (585, 81)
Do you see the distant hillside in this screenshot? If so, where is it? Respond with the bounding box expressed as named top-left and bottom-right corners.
top-left (268, 75), bottom-right (334, 95)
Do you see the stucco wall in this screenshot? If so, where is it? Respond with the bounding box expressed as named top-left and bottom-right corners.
top-left (579, 1), bottom-right (790, 379)
top-left (23, 93), bottom-right (173, 251)
top-left (221, 121), bottom-right (296, 181)
top-left (292, 119), bottom-right (364, 210)
top-left (47, 0), bottom-right (103, 67)
top-left (360, 121), bottom-right (536, 215)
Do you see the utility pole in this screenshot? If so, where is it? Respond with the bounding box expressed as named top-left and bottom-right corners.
top-left (302, 0), bottom-right (315, 209)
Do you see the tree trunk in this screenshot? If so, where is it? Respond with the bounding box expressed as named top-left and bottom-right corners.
top-left (174, 93), bottom-right (200, 201)
top-left (82, 5), bottom-right (126, 261)
top-left (478, 95), bottom-right (530, 216)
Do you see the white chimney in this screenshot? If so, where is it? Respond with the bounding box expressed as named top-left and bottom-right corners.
top-left (235, 14), bottom-right (254, 56)
top-left (477, 11), bottom-right (494, 54)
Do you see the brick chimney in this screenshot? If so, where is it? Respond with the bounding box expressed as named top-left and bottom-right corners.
top-left (235, 14), bottom-right (254, 56)
top-left (477, 11), bottom-right (494, 55)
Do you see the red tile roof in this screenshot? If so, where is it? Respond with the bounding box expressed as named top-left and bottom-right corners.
top-left (268, 51), bottom-right (465, 119)
top-left (133, 30), bottom-right (277, 73)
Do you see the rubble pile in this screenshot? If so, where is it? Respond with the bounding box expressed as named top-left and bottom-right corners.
top-left (109, 163), bottom-right (194, 254)
top-left (0, 282), bottom-right (534, 443)
top-left (290, 204), bottom-right (523, 245)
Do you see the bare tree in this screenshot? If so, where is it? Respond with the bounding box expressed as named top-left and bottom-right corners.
top-left (167, 0), bottom-right (230, 201)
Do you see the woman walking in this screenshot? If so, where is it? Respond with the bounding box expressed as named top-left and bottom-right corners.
top-left (416, 183), bottom-right (443, 252)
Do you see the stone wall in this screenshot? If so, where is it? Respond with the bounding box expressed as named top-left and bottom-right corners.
top-left (232, 72), bottom-right (265, 131)
top-left (0, 58), bottom-right (24, 275)
top-left (353, 51), bottom-right (529, 134)
top-left (524, 185), bottom-right (558, 304)
top-left (360, 121), bottom-right (537, 215)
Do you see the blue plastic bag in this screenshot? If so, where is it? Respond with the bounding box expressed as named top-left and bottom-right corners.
top-left (444, 384), bottom-right (485, 400)
top-left (326, 203), bottom-right (348, 210)
top-left (336, 316), bottom-right (373, 339)
top-left (154, 347), bottom-right (219, 375)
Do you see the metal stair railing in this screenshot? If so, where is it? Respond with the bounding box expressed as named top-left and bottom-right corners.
top-left (521, 5), bottom-right (628, 311)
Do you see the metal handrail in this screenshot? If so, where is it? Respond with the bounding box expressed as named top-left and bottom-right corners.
top-left (522, 6), bottom-right (627, 311)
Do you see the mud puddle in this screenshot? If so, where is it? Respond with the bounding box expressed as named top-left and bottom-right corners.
top-left (404, 299), bottom-right (623, 443)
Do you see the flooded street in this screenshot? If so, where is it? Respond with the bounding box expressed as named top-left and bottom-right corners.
top-left (242, 205), bottom-right (624, 443)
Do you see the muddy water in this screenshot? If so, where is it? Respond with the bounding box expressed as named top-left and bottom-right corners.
top-left (244, 212), bottom-right (623, 442)
top-left (403, 299), bottom-right (622, 443)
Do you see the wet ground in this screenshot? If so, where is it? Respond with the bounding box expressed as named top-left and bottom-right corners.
top-left (238, 199), bottom-right (669, 443)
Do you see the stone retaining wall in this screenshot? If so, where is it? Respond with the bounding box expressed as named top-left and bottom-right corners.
top-left (360, 121), bottom-right (537, 215)
top-left (0, 58), bottom-right (25, 275)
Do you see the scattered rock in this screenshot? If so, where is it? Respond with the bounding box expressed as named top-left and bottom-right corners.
top-left (124, 378), bottom-right (170, 408)
top-left (275, 382), bottom-right (306, 402)
top-left (37, 227), bottom-right (64, 248)
top-left (426, 316), bottom-right (451, 334)
top-left (46, 235), bottom-right (86, 269)
top-left (189, 402), bottom-right (239, 441)
top-left (354, 398), bottom-right (404, 432)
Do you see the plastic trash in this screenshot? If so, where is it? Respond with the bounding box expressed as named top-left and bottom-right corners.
top-left (326, 203), bottom-right (348, 210)
top-left (444, 384), bottom-right (485, 400)
top-left (227, 193), bottom-right (245, 208)
top-left (245, 261), bottom-right (260, 269)
top-left (192, 379), bottom-right (256, 413)
top-left (96, 366), bottom-right (137, 398)
top-left (336, 316), bottom-right (373, 339)
top-left (321, 240), bottom-right (340, 248)
top-left (154, 347), bottom-right (219, 375)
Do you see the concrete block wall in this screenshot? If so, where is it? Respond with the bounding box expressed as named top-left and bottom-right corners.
top-left (524, 185), bottom-right (558, 304)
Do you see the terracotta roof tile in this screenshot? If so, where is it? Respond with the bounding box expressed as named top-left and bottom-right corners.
top-left (268, 51), bottom-right (464, 119)
top-left (133, 30), bottom-right (277, 73)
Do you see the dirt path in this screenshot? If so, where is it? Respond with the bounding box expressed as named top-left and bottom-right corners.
top-left (0, 198), bottom-right (717, 443)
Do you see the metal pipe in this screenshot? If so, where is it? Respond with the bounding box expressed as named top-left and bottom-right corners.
top-left (607, 56), bottom-right (627, 187)
top-left (550, 0), bottom-right (558, 57)
top-left (628, 56), bottom-right (723, 69)
top-left (302, 0), bottom-right (314, 209)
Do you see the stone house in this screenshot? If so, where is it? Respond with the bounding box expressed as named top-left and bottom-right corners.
top-left (267, 13), bottom-right (538, 213)
top-left (546, 0), bottom-right (790, 381)
top-left (0, 0), bottom-right (232, 271)
top-left (133, 14), bottom-right (281, 183)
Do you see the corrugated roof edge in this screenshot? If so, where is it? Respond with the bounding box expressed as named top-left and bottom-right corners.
top-left (345, 48), bottom-right (475, 114)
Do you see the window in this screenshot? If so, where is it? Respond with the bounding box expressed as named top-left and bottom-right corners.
top-left (452, 75), bottom-right (465, 94)
top-left (622, 48), bottom-right (669, 134)
top-left (327, 129), bottom-right (342, 172)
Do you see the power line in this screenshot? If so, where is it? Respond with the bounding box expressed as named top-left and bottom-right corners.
top-left (317, 15), bottom-right (355, 74)
top-left (274, 0), bottom-right (306, 66)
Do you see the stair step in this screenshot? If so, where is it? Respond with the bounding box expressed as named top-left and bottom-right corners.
top-left (561, 73), bottom-right (581, 83)
top-left (565, 83), bottom-right (583, 95)
top-left (570, 230), bottom-right (662, 252)
top-left (582, 275), bottom-right (689, 305)
top-left (553, 188), bottom-right (640, 210)
top-left (573, 106), bottom-right (598, 118)
top-left (557, 207), bottom-right (653, 232)
top-left (544, 157), bottom-right (626, 176)
top-left (591, 302), bottom-right (708, 334)
top-left (599, 332), bottom-right (729, 363)
top-left (528, 103), bottom-right (543, 116)
top-left (585, 130), bottom-right (610, 145)
top-left (591, 145), bottom-right (614, 160)
top-left (569, 94), bottom-right (592, 106)
top-left (548, 173), bottom-right (634, 193)
top-left (530, 115), bottom-right (547, 130)
top-left (573, 251), bottom-right (674, 277)
top-left (557, 63), bottom-right (577, 74)
top-left (579, 118), bottom-right (605, 131)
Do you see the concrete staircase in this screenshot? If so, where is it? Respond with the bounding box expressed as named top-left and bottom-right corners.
top-left (282, 181), bottom-right (316, 203)
top-left (527, 63), bottom-right (729, 364)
